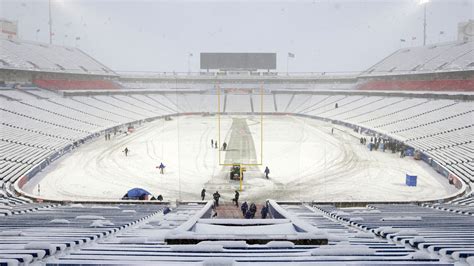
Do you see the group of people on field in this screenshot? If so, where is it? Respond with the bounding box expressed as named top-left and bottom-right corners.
top-left (359, 134), bottom-right (407, 156)
top-left (104, 133), bottom-right (113, 141)
top-left (241, 201), bottom-right (269, 219)
top-left (202, 188), bottom-right (269, 219)
top-left (210, 139), bottom-right (227, 150)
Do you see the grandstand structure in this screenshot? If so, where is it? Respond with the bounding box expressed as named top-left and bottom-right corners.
top-left (0, 37), bottom-right (473, 265)
top-left (358, 41), bottom-right (474, 92)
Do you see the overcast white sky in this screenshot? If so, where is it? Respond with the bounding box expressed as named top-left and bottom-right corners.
top-left (1, 0), bottom-right (472, 73)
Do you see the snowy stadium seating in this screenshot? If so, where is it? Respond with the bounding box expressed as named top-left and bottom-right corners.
top-left (0, 39), bottom-right (114, 76)
top-left (0, 87), bottom-right (472, 264)
top-left (0, 203), bottom-right (163, 264)
top-left (362, 41), bottom-right (474, 76)
top-left (314, 203), bottom-right (474, 263)
top-left (357, 79), bottom-right (474, 91)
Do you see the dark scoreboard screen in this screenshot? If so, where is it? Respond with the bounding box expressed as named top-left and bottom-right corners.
top-left (200, 53), bottom-right (276, 70)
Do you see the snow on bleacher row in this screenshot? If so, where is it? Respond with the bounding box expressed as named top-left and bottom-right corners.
top-left (362, 41), bottom-right (474, 76)
top-left (0, 203), bottom-right (164, 264)
top-left (314, 203), bottom-right (474, 264)
top-left (0, 39), bottom-right (114, 76)
top-left (50, 203), bottom-right (206, 264)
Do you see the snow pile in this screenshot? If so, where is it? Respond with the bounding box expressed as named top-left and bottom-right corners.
top-left (119, 237), bottom-right (148, 244)
top-left (198, 241), bottom-right (247, 248)
top-left (0, 230), bottom-right (24, 236)
top-left (311, 245), bottom-right (376, 256)
top-left (395, 229), bottom-right (419, 236)
top-left (157, 221), bottom-right (172, 229)
top-left (374, 227), bottom-right (399, 235)
top-left (354, 231), bottom-right (375, 238)
top-left (0, 230), bottom-right (25, 236)
top-left (331, 211), bottom-right (350, 216)
top-left (201, 257), bottom-right (234, 266)
top-left (69, 203), bottom-right (84, 208)
top-left (325, 233), bottom-right (348, 242)
top-left (49, 219), bottom-right (70, 224)
top-left (466, 256), bottom-right (474, 266)
top-left (408, 236), bottom-right (425, 246)
top-left (147, 231), bottom-right (169, 242)
top-left (381, 216), bottom-right (422, 221)
top-left (0, 204), bottom-right (12, 209)
top-left (91, 205), bottom-right (120, 209)
top-left (170, 244), bottom-right (223, 252)
top-left (138, 224), bottom-right (154, 229)
top-left (122, 210), bottom-right (137, 213)
top-left (75, 215), bottom-right (105, 220)
top-left (194, 223), bottom-right (297, 235)
top-left (349, 217), bottom-right (364, 222)
top-left (266, 241), bottom-right (295, 248)
top-left (405, 251), bottom-right (432, 260)
top-left (24, 242), bottom-right (56, 255)
top-left (0, 258), bottom-right (19, 266)
top-left (352, 209), bottom-right (381, 214)
top-left (90, 219), bottom-right (114, 227)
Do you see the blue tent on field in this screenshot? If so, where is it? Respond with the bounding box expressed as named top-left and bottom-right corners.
top-left (123, 188), bottom-right (152, 200)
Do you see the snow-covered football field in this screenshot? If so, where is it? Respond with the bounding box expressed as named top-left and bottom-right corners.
top-left (24, 115), bottom-right (457, 202)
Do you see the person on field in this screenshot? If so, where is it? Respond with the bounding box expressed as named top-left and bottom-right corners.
top-left (123, 147), bottom-right (129, 156)
top-left (222, 142), bottom-right (227, 151)
top-left (249, 203), bottom-right (257, 218)
top-left (232, 190), bottom-right (239, 207)
top-left (241, 201), bottom-right (248, 216)
top-left (213, 191), bottom-right (221, 207)
top-left (157, 163), bottom-right (165, 174)
top-left (264, 166), bottom-right (270, 179)
top-left (201, 188), bottom-right (206, 201)
top-left (261, 205), bottom-right (269, 219)
top-left (245, 209), bottom-right (253, 219)
top-left (211, 139), bottom-right (214, 148)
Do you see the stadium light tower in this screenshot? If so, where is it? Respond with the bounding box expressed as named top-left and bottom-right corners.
top-left (48, 0), bottom-right (64, 44)
top-left (419, 0), bottom-right (430, 46)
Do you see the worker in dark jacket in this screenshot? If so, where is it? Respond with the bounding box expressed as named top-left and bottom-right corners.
top-left (261, 205), bottom-right (269, 219)
top-left (213, 191), bottom-right (221, 207)
top-left (232, 190), bottom-right (239, 206)
top-left (201, 188), bottom-right (206, 201)
top-left (264, 166), bottom-right (270, 179)
top-left (249, 203), bottom-right (257, 218)
top-left (241, 201), bottom-right (248, 216)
